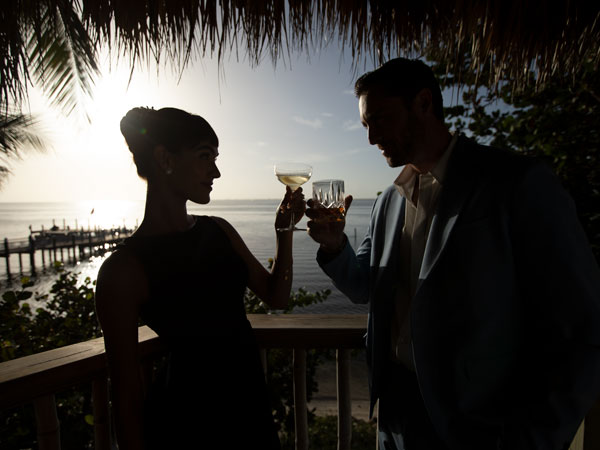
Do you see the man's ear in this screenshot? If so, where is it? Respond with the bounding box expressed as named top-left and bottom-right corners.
top-left (153, 145), bottom-right (172, 174)
top-left (413, 88), bottom-right (433, 117)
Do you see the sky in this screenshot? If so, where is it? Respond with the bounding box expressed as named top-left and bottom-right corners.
top-left (0, 44), bottom-right (458, 203)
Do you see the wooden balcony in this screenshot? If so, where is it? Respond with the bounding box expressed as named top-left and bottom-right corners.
top-left (0, 313), bottom-right (593, 450)
top-left (0, 314), bottom-right (368, 450)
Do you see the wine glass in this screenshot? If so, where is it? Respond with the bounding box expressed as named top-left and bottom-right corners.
top-left (312, 179), bottom-right (346, 223)
top-left (274, 162), bottom-right (312, 231)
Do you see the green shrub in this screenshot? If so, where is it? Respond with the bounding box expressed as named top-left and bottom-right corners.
top-left (0, 263), bottom-right (99, 449)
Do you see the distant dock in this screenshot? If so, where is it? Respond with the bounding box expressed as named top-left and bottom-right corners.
top-left (1, 223), bottom-right (133, 279)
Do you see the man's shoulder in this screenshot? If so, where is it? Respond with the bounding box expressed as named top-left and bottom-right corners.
top-left (373, 185), bottom-right (402, 211)
top-left (456, 135), bottom-right (538, 177)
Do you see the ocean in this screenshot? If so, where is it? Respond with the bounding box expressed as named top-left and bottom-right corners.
top-left (0, 199), bottom-right (375, 313)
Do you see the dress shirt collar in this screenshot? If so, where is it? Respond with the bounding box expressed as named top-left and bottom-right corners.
top-left (394, 132), bottom-right (458, 200)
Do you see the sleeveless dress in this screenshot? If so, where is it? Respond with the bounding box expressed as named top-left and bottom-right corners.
top-left (120, 215), bottom-right (280, 449)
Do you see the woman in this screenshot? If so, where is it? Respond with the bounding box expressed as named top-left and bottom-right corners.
top-left (95, 107), bottom-right (303, 449)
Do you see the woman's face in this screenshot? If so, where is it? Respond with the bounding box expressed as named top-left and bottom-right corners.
top-left (169, 139), bottom-right (221, 204)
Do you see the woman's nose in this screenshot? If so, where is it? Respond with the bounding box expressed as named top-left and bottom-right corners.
top-left (213, 162), bottom-right (221, 179)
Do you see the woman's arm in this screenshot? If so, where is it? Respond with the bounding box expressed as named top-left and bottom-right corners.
top-left (213, 187), bottom-right (304, 310)
top-left (95, 249), bottom-right (148, 450)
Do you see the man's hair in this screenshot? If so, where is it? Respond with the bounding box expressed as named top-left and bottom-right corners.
top-left (354, 58), bottom-right (444, 120)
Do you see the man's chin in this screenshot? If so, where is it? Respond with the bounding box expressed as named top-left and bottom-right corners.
top-left (384, 156), bottom-right (403, 168)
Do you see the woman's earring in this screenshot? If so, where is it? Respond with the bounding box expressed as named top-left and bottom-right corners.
top-left (165, 168), bottom-right (173, 175)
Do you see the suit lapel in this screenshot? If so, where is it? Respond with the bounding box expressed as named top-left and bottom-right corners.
top-left (417, 137), bottom-right (477, 287)
top-left (379, 191), bottom-right (404, 269)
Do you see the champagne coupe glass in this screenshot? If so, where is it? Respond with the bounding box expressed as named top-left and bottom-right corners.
top-left (274, 162), bottom-right (312, 231)
top-left (312, 179), bottom-right (346, 223)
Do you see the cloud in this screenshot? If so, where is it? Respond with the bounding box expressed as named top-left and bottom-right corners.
top-left (343, 148), bottom-right (366, 156)
top-left (343, 120), bottom-right (362, 131)
top-left (303, 152), bottom-right (331, 162)
top-left (267, 152), bottom-right (331, 163)
top-left (343, 89), bottom-right (354, 95)
top-left (321, 112), bottom-right (333, 117)
top-left (293, 116), bottom-right (323, 129)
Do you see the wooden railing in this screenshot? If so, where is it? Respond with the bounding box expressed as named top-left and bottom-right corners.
top-left (0, 314), bottom-right (368, 450)
top-left (1, 313), bottom-right (591, 450)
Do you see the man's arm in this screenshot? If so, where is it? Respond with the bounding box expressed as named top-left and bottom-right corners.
top-left (308, 195), bottom-right (372, 304)
top-left (317, 231), bottom-right (372, 304)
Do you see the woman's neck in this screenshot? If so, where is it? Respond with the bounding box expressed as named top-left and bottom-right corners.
top-left (137, 185), bottom-right (194, 236)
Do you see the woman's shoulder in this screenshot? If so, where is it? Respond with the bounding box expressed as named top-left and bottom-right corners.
top-left (200, 215), bottom-right (249, 253)
top-left (96, 247), bottom-right (148, 304)
top-left (95, 248), bottom-right (147, 337)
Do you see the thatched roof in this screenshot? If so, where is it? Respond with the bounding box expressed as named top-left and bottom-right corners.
top-left (3, 0), bottom-right (600, 110)
top-left (83, 0), bottom-right (600, 85)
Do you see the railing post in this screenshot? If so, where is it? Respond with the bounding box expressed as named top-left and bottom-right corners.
top-left (71, 236), bottom-right (77, 263)
top-left (336, 348), bottom-right (352, 450)
top-left (92, 376), bottom-right (111, 450)
top-left (34, 394), bottom-right (61, 450)
top-left (293, 348), bottom-right (308, 450)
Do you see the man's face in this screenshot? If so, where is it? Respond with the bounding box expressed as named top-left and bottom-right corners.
top-left (358, 88), bottom-right (420, 168)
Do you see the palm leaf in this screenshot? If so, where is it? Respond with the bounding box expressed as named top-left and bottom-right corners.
top-left (0, 111), bottom-right (46, 187)
top-left (25, 1), bottom-right (99, 118)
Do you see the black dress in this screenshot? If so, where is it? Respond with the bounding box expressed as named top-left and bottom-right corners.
top-left (120, 216), bottom-right (280, 449)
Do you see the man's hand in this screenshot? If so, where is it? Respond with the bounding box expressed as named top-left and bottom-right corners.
top-left (306, 195), bottom-right (353, 253)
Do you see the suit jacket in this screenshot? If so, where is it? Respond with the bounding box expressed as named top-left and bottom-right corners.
top-left (318, 135), bottom-right (600, 449)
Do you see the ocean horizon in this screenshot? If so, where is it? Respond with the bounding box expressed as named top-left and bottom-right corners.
top-left (0, 199), bottom-right (375, 313)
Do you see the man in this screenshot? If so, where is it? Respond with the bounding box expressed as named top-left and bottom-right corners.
top-left (306, 58), bottom-right (600, 449)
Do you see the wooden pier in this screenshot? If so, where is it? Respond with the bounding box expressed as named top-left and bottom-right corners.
top-left (1, 226), bottom-right (133, 279)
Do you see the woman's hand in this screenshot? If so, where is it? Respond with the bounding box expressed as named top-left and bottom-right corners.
top-left (275, 186), bottom-right (306, 230)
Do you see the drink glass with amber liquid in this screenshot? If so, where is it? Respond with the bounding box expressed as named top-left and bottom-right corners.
top-left (312, 179), bottom-right (345, 222)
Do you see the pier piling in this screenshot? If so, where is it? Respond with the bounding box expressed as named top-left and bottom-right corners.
top-left (4, 238), bottom-right (11, 279)
top-left (29, 236), bottom-right (36, 276)
top-left (1, 224), bottom-right (133, 279)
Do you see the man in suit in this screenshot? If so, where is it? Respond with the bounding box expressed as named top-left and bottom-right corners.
top-left (306, 58), bottom-right (600, 449)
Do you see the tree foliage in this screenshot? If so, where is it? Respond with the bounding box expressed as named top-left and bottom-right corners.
top-left (0, 0), bottom-right (99, 187)
top-left (426, 47), bottom-right (600, 260)
top-left (0, 110), bottom-right (47, 187)
top-left (0, 264), bottom-right (99, 449)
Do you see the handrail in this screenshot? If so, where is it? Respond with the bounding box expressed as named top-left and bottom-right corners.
top-left (0, 314), bottom-right (367, 450)
top-left (1, 314), bottom-right (587, 450)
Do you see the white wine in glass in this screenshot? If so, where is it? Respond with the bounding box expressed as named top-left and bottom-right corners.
top-left (274, 162), bottom-right (312, 231)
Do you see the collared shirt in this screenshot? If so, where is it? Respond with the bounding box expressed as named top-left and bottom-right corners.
top-left (390, 133), bottom-right (458, 369)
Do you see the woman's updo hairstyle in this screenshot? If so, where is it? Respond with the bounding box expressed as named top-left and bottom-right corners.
top-left (120, 107), bottom-right (219, 179)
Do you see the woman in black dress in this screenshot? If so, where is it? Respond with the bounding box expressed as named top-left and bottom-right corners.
top-left (95, 107), bottom-right (303, 449)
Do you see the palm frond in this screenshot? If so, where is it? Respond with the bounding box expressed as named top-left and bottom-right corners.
top-left (25, 1), bottom-right (99, 118)
top-left (0, 111), bottom-right (46, 187)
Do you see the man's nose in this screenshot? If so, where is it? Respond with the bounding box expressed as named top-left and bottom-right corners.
top-left (367, 126), bottom-right (378, 146)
